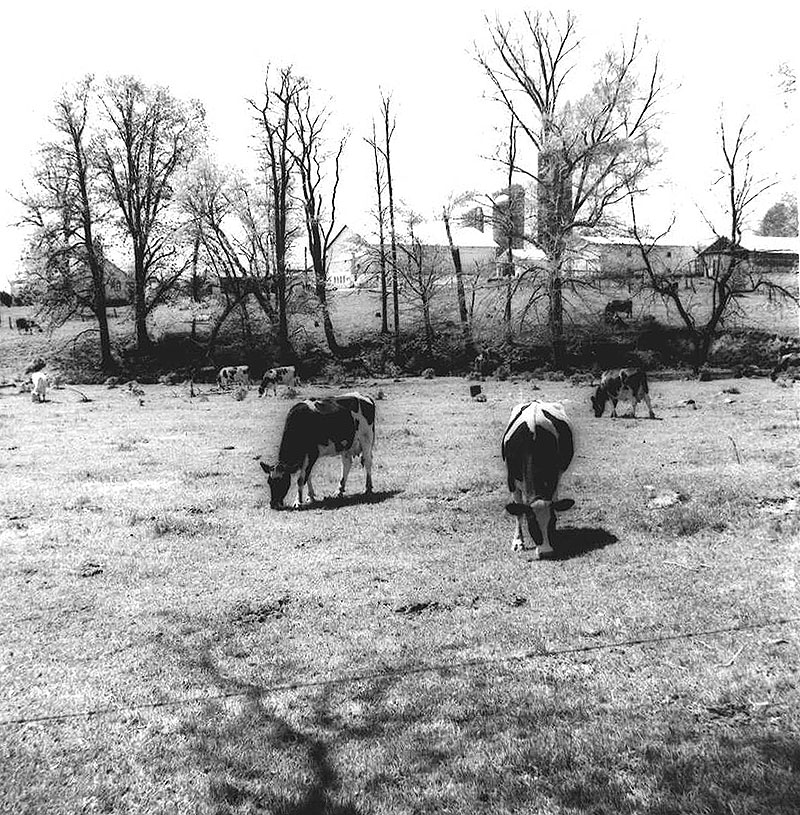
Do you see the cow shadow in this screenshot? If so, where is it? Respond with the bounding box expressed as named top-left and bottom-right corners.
top-left (305, 489), bottom-right (403, 511)
top-left (549, 526), bottom-right (618, 560)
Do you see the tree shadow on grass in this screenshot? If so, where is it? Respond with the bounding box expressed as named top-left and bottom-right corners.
top-left (548, 526), bottom-right (618, 560)
top-left (303, 489), bottom-right (403, 511)
top-left (161, 621), bottom-right (800, 815)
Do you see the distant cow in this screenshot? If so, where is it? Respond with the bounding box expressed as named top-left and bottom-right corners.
top-left (16, 317), bottom-right (41, 334)
top-left (770, 352), bottom-right (800, 382)
top-left (591, 368), bottom-right (655, 419)
top-left (604, 299), bottom-right (632, 323)
top-left (30, 371), bottom-right (49, 403)
top-left (217, 365), bottom-right (250, 390)
top-left (258, 365), bottom-right (296, 397)
top-left (260, 392), bottom-right (375, 509)
top-left (502, 401), bottom-right (575, 557)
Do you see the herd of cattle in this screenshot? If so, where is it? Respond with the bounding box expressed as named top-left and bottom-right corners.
top-left (257, 366), bottom-right (655, 557)
top-left (13, 354), bottom-right (799, 558)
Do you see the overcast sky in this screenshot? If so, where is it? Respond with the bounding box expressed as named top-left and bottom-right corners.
top-left (0, 0), bottom-right (796, 290)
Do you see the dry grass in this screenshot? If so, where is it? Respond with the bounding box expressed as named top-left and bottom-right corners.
top-left (0, 375), bottom-right (798, 813)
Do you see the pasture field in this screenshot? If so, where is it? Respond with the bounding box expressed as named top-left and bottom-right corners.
top-left (1, 375), bottom-right (799, 814)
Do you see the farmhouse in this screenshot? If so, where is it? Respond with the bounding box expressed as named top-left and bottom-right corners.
top-left (698, 234), bottom-right (799, 276)
top-left (568, 234), bottom-right (699, 280)
top-left (9, 254), bottom-right (133, 306)
top-left (287, 226), bottom-right (372, 291)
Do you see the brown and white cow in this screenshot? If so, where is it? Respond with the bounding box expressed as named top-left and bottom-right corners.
top-left (258, 365), bottom-right (296, 396)
top-left (502, 401), bottom-right (575, 557)
top-left (591, 368), bottom-right (655, 419)
top-left (217, 365), bottom-right (250, 390)
top-left (260, 392), bottom-right (375, 509)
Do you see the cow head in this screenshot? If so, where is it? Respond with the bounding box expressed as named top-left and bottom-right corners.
top-left (506, 498), bottom-right (575, 553)
top-left (590, 388), bottom-right (606, 418)
top-left (258, 370), bottom-right (276, 398)
top-left (259, 461), bottom-right (290, 509)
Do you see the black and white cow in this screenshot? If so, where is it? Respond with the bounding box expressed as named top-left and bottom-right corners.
top-left (260, 392), bottom-right (375, 508)
top-left (502, 401), bottom-right (575, 557)
top-left (259, 365), bottom-right (296, 397)
top-left (16, 317), bottom-right (41, 334)
top-left (591, 367), bottom-right (655, 419)
top-left (217, 365), bottom-right (250, 390)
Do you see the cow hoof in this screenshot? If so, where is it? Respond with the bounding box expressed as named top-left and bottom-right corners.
top-left (537, 548), bottom-right (557, 560)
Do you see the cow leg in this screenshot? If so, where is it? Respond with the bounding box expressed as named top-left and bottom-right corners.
top-left (294, 473), bottom-right (305, 508)
top-left (610, 398), bottom-right (618, 418)
top-left (362, 447), bottom-right (374, 494)
top-left (643, 392), bottom-right (656, 419)
top-left (305, 473), bottom-right (317, 503)
top-left (631, 398), bottom-right (638, 418)
top-left (511, 488), bottom-right (525, 551)
top-left (294, 457), bottom-right (313, 507)
top-left (338, 452), bottom-right (353, 496)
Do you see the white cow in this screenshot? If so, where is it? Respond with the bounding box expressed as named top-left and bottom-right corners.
top-left (31, 371), bottom-right (49, 403)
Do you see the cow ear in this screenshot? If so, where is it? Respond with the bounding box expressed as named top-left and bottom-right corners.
top-left (505, 503), bottom-right (530, 517)
top-left (259, 462), bottom-right (273, 475)
top-left (553, 498), bottom-right (575, 512)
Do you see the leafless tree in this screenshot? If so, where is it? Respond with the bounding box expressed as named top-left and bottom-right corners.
top-left (441, 193), bottom-right (475, 353)
top-left (96, 76), bottom-right (204, 351)
top-left (182, 158), bottom-right (286, 357)
top-left (365, 119), bottom-right (389, 333)
top-left (477, 11), bottom-right (663, 366)
top-left (632, 114), bottom-right (795, 370)
top-left (373, 92), bottom-right (401, 361)
top-left (397, 214), bottom-right (447, 361)
top-left (18, 78), bottom-right (115, 371)
top-left (250, 66), bottom-right (303, 360)
top-left (287, 80), bottom-right (347, 356)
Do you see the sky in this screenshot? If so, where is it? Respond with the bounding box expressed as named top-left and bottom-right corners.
top-left (0, 0), bottom-right (796, 290)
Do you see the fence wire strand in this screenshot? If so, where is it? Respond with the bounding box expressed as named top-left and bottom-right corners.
top-left (1, 615), bottom-right (798, 729)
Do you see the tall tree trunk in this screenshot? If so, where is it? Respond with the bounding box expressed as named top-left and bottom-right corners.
top-left (274, 255), bottom-right (292, 360)
top-left (548, 259), bottom-right (565, 368)
top-left (504, 116), bottom-right (517, 343)
top-left (133, 245), bottom-right (150, 351)
top-left (370, 124), bottom-right (389, 335)
top-left (383, 105), bottom-right (400, 362)
top-left (538, 141), bottom-right (572, 369)
top-left (443, 209), bottom-right (473, 354)
top-left (315, 277), bottom-right (340, 356)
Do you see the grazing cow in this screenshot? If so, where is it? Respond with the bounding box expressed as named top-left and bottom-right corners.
top-left (217, 365), bottom-right (250, 390)
top-left (258, 365), bottom-right (296, 397)
top-left (260, 392), bottom-right (375, 509)
top-left (502, 401), bottom-right (575, 556)
top-left (770, 352), bottom-right (800, 382)
top-left (591, 368), bottom-right (656, 419)
top-left (604, 299), bottom-right (632, 325)
top-left (16, 317), bottom-right (40, 334)
top-left (30, 371), bottom-right (48, 403)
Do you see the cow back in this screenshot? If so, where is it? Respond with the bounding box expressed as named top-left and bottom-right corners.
top-left (502, 402), bottom-right (573, 497)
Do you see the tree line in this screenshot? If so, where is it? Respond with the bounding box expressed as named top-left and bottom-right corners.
top-left (16, 13), bottom-right (797, 375)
